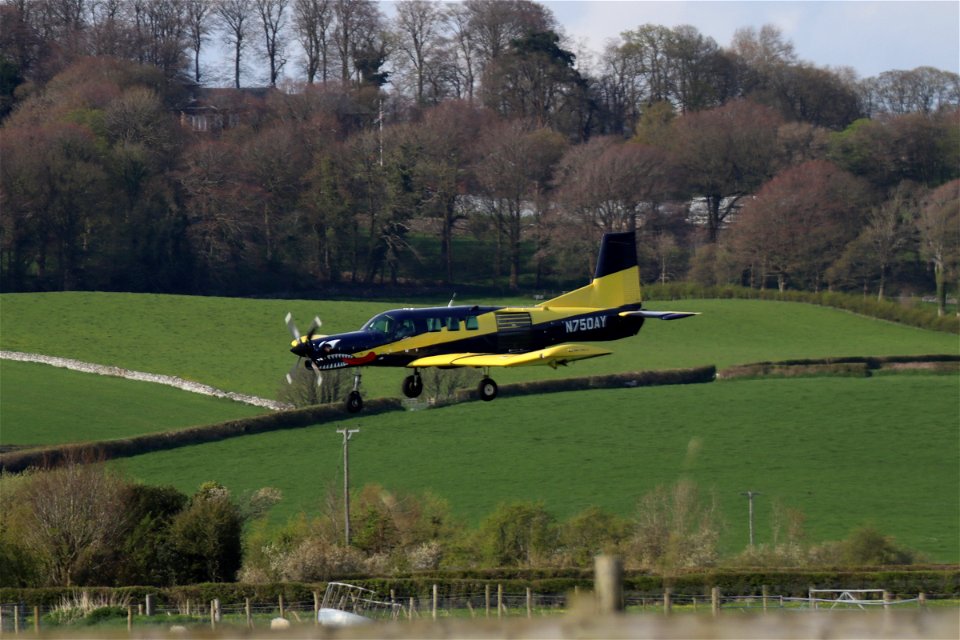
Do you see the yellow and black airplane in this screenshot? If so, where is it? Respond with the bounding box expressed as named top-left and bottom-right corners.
top-left (285, 231), bottom-right (698, 412)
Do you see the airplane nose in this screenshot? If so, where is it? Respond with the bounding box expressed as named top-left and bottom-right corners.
top-left (291, 341), bottom-right (309, 357)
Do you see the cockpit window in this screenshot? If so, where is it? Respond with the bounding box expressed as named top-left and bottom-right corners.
top-left (364, 313), bottom-right (395, 335)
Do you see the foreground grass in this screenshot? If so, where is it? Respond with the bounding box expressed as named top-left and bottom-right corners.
top-left (1, 292), bottom-right (956, 400)
top-left (0, 361), bottom-right (266, 446)
top-left (118, 374), bottom-right (960, 563)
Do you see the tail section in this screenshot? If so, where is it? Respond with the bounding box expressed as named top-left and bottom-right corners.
top-left (541, 231), bottom-right (641, 309)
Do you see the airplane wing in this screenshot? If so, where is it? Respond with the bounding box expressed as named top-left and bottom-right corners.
top-left (620, 310), bottom-right (700, 320)
top-left (408, 344), bottom-right (612, 369)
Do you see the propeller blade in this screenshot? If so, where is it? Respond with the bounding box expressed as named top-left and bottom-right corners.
top-left (286, 357), bottom-right (302, 384)
top-left (285, 312), bottom-right (301, 342)
top-left (306, 316), bottom-right (322, 340)
top-left (308, 360), bottom-right (323, 386)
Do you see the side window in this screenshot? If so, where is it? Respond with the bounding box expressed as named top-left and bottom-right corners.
top-left (465, 315), bottom-right (479, 330)
top-left (427, 318), bottom-right (442, 332)
top-left (446, 317), bottom-right (460, 331)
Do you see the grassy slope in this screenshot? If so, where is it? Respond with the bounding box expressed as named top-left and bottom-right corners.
top-left (1, 292), bottom-right (956, 400)
top-left (117, 374), bottom-right (960, 563)
top-left (2, 292), bottom-right (957, 561)
top-left (0, 361), bottom-right (265, 446)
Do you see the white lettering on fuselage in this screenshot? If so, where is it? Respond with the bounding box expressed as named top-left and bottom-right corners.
top-left (564, 315), bottom-right (608, 333)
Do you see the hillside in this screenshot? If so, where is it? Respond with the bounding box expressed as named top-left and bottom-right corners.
top-left (2, 292), bottom-right (957, 563)
top-left (1, 292), bottom-right (955, 400)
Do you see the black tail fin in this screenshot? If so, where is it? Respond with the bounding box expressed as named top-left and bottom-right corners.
top-left (594, 231), bottom-right (638, 279)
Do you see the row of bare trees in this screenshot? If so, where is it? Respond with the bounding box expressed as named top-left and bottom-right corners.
top-left (1, 52), bottom-right (957, 307)
top-left (3, 1), bottom-right (958, 130)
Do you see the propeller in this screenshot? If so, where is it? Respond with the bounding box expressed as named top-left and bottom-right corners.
top-left (284, 313), bottom-right (324, 386)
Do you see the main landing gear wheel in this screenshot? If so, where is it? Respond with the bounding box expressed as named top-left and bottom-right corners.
top-left (346, 391), bottom-right (363, 413)
top-left (478, 377), bottom-right (498, 401)
top-left (402, 372), bottom-right (424, 398)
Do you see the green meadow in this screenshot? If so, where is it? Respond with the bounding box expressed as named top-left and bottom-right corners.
top-left (117, 374), bottom-right (960, 562)
top-left (2, 291), bottom-right (958, 562)
top-left (1, 291), bottom-right (956, 400)
top-left (0, 361), bottom-right (265, 446)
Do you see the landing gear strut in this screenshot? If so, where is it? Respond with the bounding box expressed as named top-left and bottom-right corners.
top-left (346, 371), bottom-right (363, 413)
top-left (402, 370), bottom-right (424, 399)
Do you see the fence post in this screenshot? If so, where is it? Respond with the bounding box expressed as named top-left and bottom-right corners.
top-left (138, 603), bottom-right (143, 616)
top-left (279, 593), bottom-right (285, 618)
top-left (595, 555), bottom-right (623, 614)
top-left (526, 588), bottom-right (532, 618)
top-left (33, 606), bottom-right (40, 634)
top-left (408, 597), bottom-right (414, 620)
top-left (711, 587), bottom-right (720, 616)
top-left (663, 588), bottom-right (672, 615)
top-left (432, 584), bottom-right (438, 620)
top-left (762, 585), bottom-right (769, 612)
top-left (485, 584), bottom-right (490, 618)
top-left (127, 606), bottom-right (132, 632)
top-left (145, 594), bottom-right (154, 617)
top-left (313, 591), bottom-right (320, 625)
top-left (919, 592), bottom-right (926, 608)
top-left (246, 598), bottom-right (252, 628)
top-left (497, 584), bottom-right (503, 619)
top-left (883, 591), bottom-right (892, 610)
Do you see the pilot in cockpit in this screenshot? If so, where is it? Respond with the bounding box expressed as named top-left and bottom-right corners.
top-left (395, 319), bottom-right (416, 339)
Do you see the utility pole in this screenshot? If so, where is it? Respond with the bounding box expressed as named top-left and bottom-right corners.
top-left (741, 491), bottom-right (761, 547)
top-left (337, 428), bottom-right (360, 545)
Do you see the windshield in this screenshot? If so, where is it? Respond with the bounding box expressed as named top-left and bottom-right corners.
top-left (363, 312), bottom-right (396, 335)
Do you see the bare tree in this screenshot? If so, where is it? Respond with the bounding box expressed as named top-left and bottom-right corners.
top-left (860, 188), bottom-right (914, 300)
top-left (254, 0), bottom-right (288, 86)
top-left (13, 462), bottom-right (129, 586)
top-left (393, 0), bottom-right (447, 104)
top-left (292, 0), bottom-right (334, 83)
top-left (475, 121), bottom-right (566, 290)
top-left (916, 179), bottom-right (960, 316)
top-left (185, 0), bottom-right (212, 82)
top-left (332, 0), bottom-right (382, 85)
top-left (446, 2), bottom-right (477, 102)
top-left (630, 480), bottom-right (721, 572)
top-left (216, 0), bottom-right (253, 88)
top-left (666, 99), bottom-right (784, 242)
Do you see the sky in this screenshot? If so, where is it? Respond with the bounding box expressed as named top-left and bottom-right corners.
top-left (540, 0), bottom-right (960, 79)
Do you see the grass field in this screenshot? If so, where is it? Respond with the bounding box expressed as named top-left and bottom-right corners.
top-left (1, 292), bottom-right (956, 400)
top-left (0, 361), bottom-right (266, 446)
top-left (3, 292), bottom-right (957, 563)
top-left (116, 374), bottom-right (960, 563)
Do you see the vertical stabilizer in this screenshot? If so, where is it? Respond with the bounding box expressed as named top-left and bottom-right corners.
top-left (540, 231), bottom-right (642, 309)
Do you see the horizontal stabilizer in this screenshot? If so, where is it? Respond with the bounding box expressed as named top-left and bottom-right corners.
top-left (408, 344), bottom-right (612, 369)
top-left (620, 310), bottom-right (700, 321)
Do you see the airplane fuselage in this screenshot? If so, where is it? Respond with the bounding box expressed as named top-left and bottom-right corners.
top-left (292, 302), bottom-right (646, 370)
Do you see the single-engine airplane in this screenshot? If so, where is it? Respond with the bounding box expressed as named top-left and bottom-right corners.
top-left (285, 231), bottom-right (698, 413)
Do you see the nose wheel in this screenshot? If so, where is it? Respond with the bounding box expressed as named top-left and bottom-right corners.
top-left (346, 372), bottom-right (363, 413)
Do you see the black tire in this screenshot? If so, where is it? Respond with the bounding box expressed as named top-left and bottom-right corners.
top-left (402, 374), bottom-right (423, 398)
top-left (346, 391), bottom-right (363, 413)
top-left (478, 377), bottom-right (498, 401)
